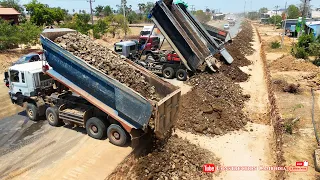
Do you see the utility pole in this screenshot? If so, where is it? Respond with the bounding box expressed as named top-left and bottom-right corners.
top-left (274, 5), bottom-right (280, 29)
top-left (281, 1), bottom-right (288, 48)
top-left (121, 0), bottom-right (127, 39)
top-left (244, 1), bottom-right (246, 18)
top-left (191, 5), bottom-right (195, 13)
top-left (300, 0), bottom-right (310, 36)
top-left (87, 0), bottom-right (95, 25)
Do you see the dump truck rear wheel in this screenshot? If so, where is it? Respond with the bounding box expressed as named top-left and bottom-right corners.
top-left (107, 124), bottom-right (127, 146)
top-left (86, 117), bottom-right (107, 140)
top-left (176, 69), bottom-right (188, 81)
top-left (163, 67), bottom-right (174, 79)
top-left (26, 103), bottom-right (39, 121)
top-left (46, 107), bottom-right (61, 127)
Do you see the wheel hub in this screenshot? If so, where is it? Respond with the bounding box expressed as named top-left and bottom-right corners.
top-left (28, 109), bottom-right (33, 118)
top-left (48, 113), bottom-right (54, 123)
top-left (90, 125), bottom-right (98, 133)
top-left (113, 132), bottom-right (120, 140)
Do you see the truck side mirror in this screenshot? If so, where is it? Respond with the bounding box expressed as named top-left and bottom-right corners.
top-left (4, 72), bottom-right (8, 79)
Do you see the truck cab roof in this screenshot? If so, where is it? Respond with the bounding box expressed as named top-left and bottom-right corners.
top-left (115, 41), bottom-right (137, 46)
top-left (9, 61), bottom-right (49, 73)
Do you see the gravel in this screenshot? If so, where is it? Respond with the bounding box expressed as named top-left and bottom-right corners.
top-left (54, 33), bottom-right (160, 101)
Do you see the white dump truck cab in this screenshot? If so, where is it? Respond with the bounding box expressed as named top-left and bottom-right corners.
top-left (7, 61), bottom-right (54, 105)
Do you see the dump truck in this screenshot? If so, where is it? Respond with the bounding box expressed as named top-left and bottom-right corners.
top-left (6, 28), bottom-right (181, 147)
top-left (149, 1), bottom-right (234, 72)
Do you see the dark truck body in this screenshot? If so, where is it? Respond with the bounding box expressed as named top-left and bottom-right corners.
top-left (40, 29), bottom-right (181, 139)
top-left (149, 1), bottom-right (234, 72)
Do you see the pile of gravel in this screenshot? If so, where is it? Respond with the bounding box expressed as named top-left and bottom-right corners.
top-left (54, 33), bottom-right (160, 101)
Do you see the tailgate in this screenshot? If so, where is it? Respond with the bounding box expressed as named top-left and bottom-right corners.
top-left (154, 89), bottom-right (181, 138)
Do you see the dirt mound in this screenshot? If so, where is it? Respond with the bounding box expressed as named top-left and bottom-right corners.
top-left (220, 63), bottom-right (250, 82)
top-left (225, 21), bottom-right (254, 67)
top-left (269, 55), bottom-right (319, 72)
top-left (176, 73), bottom-right (249, 136)
top-left (272, 79), bottom-right (300, 93)
top-left (55, 33), bottom-right (160, 101)
top-left (108, 136), bottom-right (219, 180)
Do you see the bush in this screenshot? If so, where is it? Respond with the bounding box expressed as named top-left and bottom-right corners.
top-left (0, 20), bottom-right (41, 50)
top-left (297, 34), bottom-right (315, 53)
top-left (313, 59), bottom-right (320, 66)
top-left (271, 41), bottom-right (281, 49)
top-left (293, 47), bottom-right (309, 59)
top-left (310, 42), bottom-right (320, 57)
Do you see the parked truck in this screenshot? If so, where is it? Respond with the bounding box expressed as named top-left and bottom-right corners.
top-left (149, 1), bottom-right (234, 73)
top-left (6, 29), bottom-right (181, 147)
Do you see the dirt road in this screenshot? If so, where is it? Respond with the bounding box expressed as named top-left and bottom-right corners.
top-left (0, 71), bottom-right (132, 179)
top-left (176, 24), bottom-right (274, 179)
top-left (0, 113), bottom-right (132, 180)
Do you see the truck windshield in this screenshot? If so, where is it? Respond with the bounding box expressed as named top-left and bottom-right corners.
top-left (115, 45), bottom-right (123, 53)
top-left (140, 31), bottom-right (150, 36)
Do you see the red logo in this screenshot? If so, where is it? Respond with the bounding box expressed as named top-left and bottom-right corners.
top-left (296, 162), bottom-right (303, 166)
top-left (203, 164), bottom-right (215, 173)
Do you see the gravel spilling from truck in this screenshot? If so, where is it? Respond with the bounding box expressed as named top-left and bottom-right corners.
top-left (108, 135), bottom-right (219, 180)
top-left (54, 33), bottom-right (161, 101)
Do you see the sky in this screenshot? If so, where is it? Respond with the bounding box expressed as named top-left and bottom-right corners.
top-left (19, 0), bottom-right (320, 13)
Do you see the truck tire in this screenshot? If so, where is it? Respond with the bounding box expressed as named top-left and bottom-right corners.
top-left (176, 69), bottom-right (188, 81)
top-left (26, 103), bottom-right (39, 121)
top-left (146, 53), bottom-right (153, 60)
top-left (46, 107), bottom-right (61, 127)
top-left (163, 67), bottom-right (174, 79)
top-left (107, 124), bottom-right (128, 147)
top-left (86, 117), bottom-right (107, 140)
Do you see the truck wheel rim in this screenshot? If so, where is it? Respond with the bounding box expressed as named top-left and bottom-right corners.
top-left (48, 113), bottom-right (54, 123)
top-left (90, 125), bottom-right (98, 134)
top-left (28, 109), bottom-right (33, 118)
top-left (113, 131), bottom-right (120, 140)
top-left (178, 72), bottom-right (184, 78)
top-left (165, 71), bottom-right (170, 76)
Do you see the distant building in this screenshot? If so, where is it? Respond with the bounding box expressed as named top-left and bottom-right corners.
top-left (311, 8), bottom-right (320, 19)
top-left (266, 9), bottom-right (285, 17)
top-left (0, 8), bottom-right (21, 24)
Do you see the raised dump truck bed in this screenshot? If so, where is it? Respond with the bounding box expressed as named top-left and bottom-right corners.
top-left (201, 23), bottom-right (232, 44)
top-left (149, 1), bottom-right (234, 72)
top-left (40, 29), bottom-right (181, 138)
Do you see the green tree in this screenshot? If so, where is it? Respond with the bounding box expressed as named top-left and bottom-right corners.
top-left (287, 5), bottom-right (300, 19)
top-left (193, 10), bottom-right (210, 23)
top-left (95, 5), bottom-right (104, 17)
top-left (0, 19), bottom-right (19, 50)
top-left (268, 15), bottom-right (282, 25)
top-left (25, 0), bottom-right (54, 25)
top-left (259, 7), bottom-right (268, 14)
top-left (93, 19), bottom-right (108, 39)
top-left (106, 14), bottom-right (128, 38)
top-left (127, 11), bottom-right (140, 24)
top-left (51, 7), bottom-right (67, 24)
top-left (0, 19), bottom-right (41, 50)
top-left (103, 5), bottom-right (113, 16)
top-left (17, 21), bottom-right (42, 46)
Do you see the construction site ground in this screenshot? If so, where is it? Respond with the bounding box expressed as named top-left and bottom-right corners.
top-left (1, 19), bottom-right (318, 179)
top-left (256, 23), bottom-right (320, 179)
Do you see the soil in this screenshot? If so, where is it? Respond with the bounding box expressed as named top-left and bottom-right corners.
top-left (272, 79), bottom-right (300, 94)
top-left (269, 55), bottom-right (320, 72)
top-left (221, 21), bottom-right (253, 82)
top-left (176, 73), bottom-right (249, 136)
top-left (225, 21), bottom-right (254, 67)
top-left (54, 33), bottom-right (160, 101)
top-left (108, 135), bottom-right (219, 180)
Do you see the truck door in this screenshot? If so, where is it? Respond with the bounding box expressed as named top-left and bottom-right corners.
top-left (9, 70), bottom-right (28, 95)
